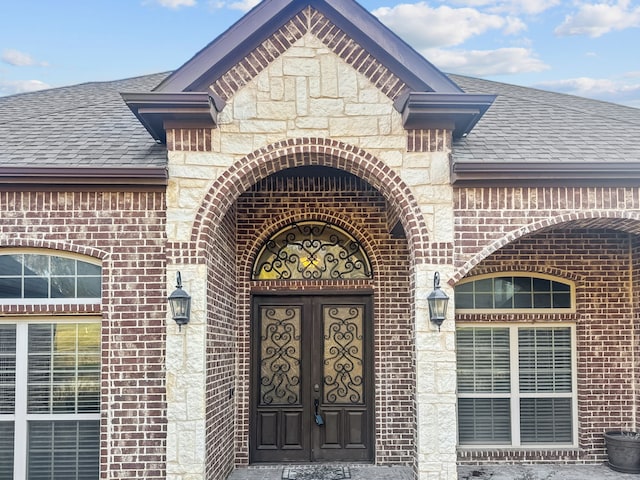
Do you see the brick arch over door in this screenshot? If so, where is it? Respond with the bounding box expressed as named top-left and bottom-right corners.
top-left (451, 210), bottom-right (640, 284)
top-left (191, 137), bottom-right (430, 264)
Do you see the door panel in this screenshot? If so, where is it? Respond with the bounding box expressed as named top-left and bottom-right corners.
top-left (251, 295), bottom-right (373, 463)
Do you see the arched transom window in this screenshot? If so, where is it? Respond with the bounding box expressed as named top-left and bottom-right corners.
top-left (252, 221), bottom-right (372, 280)
top-left (0, 252), bottom-right (101, 301)
top-left (455, 273), bottom-right (575, 312)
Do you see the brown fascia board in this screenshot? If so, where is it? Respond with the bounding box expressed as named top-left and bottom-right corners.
top-left (0, 167), bottom-right (168, 189)
top-left (398, 92), bottom-right (496, 139)
top-left (121, 92), bottom-right (223, 143)
top-left (452, 161), bottom-right (640, 186)
top-left (155, 0), bottom-right (463, 94)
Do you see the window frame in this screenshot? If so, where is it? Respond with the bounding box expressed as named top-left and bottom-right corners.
top-left (0, 249), bottom-right (102, 306)
top-left (456, 322), bottom-right (578, 449)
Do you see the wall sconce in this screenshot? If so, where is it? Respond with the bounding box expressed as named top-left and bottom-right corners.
top-left (427, 272), bottom-right (449, 331)
top-left (168, 272), bottom-right (191, 331)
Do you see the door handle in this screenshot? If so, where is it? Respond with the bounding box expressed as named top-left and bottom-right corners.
top-left (314, 398), bottom-right (324, 426)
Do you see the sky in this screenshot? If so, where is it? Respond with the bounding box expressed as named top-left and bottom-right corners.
top-left (1, 0), bottom-right (639, 108)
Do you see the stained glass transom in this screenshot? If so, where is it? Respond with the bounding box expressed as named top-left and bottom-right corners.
top-left (252, 222), bottom-right (372, 280)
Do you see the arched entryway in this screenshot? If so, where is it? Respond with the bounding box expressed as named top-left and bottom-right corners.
top-left (237, 167), bottom-right (412, 464)
top-left (184, 139), bottom-right (428, 472)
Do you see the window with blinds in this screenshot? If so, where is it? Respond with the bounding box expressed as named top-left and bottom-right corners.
top-left (0, 321), bottom-right (100, 479)
top-left (456, 325), bottom-right (575, 447)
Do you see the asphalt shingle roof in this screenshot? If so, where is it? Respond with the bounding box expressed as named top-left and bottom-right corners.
top-left (0, 73), bottom-right (169, 168)
top-left (450, 74), bottom-right (640, 164)
top-left (1, 71), bottom-right (638, 169)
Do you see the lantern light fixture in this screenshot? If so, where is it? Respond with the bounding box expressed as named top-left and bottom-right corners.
top-left (427, 272), bottom-right (449, 331)
top-left (168, 272), bottom-right (191, 331)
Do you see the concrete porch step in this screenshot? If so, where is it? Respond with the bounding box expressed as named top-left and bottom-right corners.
top-left (225, 464), bottom-right (413, 480)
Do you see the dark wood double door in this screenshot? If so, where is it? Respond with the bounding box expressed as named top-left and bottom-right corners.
top-left (251, 294), bottom-right (374, 463)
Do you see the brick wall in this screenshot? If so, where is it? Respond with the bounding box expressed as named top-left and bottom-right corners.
top-left (633, 236), bottom-right (640, 434)
top-left (233, 172), bottom-right (415, 465)
top-left (453, 186), bottom-right (640, 279)
top-left (456, 228), bottom-right (636, 463)
top-left (0, 189), bottom-right (167, 479)
top-left (203, 206), bottom-right (238, 479)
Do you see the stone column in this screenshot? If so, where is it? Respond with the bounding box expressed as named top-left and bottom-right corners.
top-left (166, 263), bottom-right (207, 480)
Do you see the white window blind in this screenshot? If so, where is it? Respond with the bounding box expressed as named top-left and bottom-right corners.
top-left (0, 421), bottom-right (15, 479)
top-left (0, 325), bottom-right (16, 413)
top-left (518, 328), bottom-right (573, 444)
top-left (0, 325), bottom-right (16, 478)
top-left (0, 321), bottom-right (100, 479)
top-left (27, 421), bottom-right (99, 480)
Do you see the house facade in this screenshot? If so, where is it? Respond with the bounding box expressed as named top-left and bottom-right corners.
top-left (1, 1), bottom-right (639, 480)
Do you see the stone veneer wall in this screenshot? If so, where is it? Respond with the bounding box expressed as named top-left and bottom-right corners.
top-left (165, 20), bottom-right (457, 480)
top-left (0, 189), bottom-right (167, 480)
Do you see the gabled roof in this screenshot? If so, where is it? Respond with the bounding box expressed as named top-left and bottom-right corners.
top-left (123, 0), bottom-right (494, 142)
top-left (155, 0), bottom-right (461, 94)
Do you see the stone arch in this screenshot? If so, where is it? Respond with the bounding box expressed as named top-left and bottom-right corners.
top-left (192, 137), bottom-right (429, 264)
top-left (238, 210), bottom-right (382, 284)
top-left (451, 210), bottom-right (640, 284)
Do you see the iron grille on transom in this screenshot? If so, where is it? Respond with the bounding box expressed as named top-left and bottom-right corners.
top-left (252, 221), bottom-right (372, 280)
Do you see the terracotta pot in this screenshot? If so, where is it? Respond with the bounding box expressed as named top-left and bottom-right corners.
top-left (605, 431), bottom-right (640, 474)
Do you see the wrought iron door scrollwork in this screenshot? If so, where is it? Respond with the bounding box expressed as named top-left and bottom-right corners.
top-left (260, 306), bottom-right (301, 405)
top-left (323, 306), bottom-right (364, 404)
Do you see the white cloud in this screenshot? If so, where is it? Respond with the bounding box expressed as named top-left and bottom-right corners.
top-left (555, 0), bottom-right (640, 37)
top-left (228, 0), bottom-right (260, 11)
top-left (424, 46), bottom-right (549, 75)
top-left (153, 0), bottom-right (196, 8)
top-left (0, 79), bottom-right (50, 96)
top-left (439, 0), bottom-right (561, 15)
top-left (373, 3), bottom-right (517, 49)
top-left (2, 49), bottom-right (48, 67)
top-left (535, 76), bottom-right (640, 107)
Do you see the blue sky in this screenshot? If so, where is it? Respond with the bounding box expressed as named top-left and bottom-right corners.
top-left (1, 0), bottom-right (639, 107)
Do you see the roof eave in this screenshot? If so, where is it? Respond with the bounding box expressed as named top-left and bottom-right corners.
top-left (400, 92), bottom-right (496, 139)
top-left (121, 92), bottom-right (223, 143)
top-left (452, 162), bottom-right (640, 186)
top-left (0, 167), bottom-right (168, 189)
